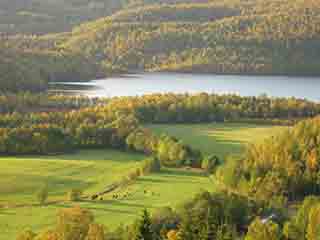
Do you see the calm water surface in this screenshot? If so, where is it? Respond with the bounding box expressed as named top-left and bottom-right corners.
top-left (49, 73), bottom-right (320, 101)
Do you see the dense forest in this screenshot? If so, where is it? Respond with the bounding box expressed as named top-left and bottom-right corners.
top-left (216, 117), bottom-right (320, 205)
top-left (105, 93), bottom-right (320, 123)
top-left (0, 40), bottom-right (102, 92)
top-left (66, 0), bottom-right (319, 75)
top-left (1, 0), bottom-right (320, 92)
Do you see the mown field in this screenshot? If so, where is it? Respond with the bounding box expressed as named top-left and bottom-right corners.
top-left (149, 123), bottom-right (286, 159)
top-left (0, 123), bottom-right (285, 239)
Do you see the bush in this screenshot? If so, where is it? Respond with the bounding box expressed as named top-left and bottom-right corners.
top-left (142, 157), bottom-right (161, 175)
top-left (16, 230), bottom-right (36, 240)
top-left (85, 224), bottom-right (105, 240)
top-left (201, 155), bottom-right (220, 173)
top-left (120, 176), bottom-right (131, 187)
top-left (34, 230), bottom-right (59, 240)
top-left (127, 170), bottom-right (139, 181)
top-left (36, 184), bottom-right (49, 206)
top-left (135, 168), bottom-right (142, 177)
top-left (56, 206), bottom-right (94, 240)
top-left (17, 207), bottom-right (104, 240)
top-left (167, 230), bottom-right (179, 240)
top-left (67, 189), bottom-right (83, 202)
top-left (245, 218), bottom-right (281, 240)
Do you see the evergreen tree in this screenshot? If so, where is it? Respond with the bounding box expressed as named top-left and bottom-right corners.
top-left (177, 209), bottom-right (195, 240)
top-left (199, 207), bottom-right (216, 240)
top-left (134, 209), bottom-right (154, 240)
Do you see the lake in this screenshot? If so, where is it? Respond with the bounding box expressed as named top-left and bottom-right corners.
top-left (49, 73), bottom-right (320, 101)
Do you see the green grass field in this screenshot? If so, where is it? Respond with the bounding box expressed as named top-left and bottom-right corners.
top-left (148, 123), bottom-right (286, 159)
top-left (0, 123), bottom-right (286, 239)
top-left (0, 149), bottom-right (145, 205)
top-left (0, 167), bottom-right (212, 239)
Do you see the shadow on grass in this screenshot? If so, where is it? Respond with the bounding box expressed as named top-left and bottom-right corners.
top-left (0, 174), bottom-right (94, 205)
top-left (80, 198), bottom-right (155, 208)
top-left (135, 178), bottom-right (168, 183)
top-left (52, 202), bottom-right (73, 208)
top-left (51, 200), bottom-right (138, 215)
top-left (2, 148), bottom-right (144, 163)
top-left (41, 176), bottom-right (94, 197)
top-left (131, 169), bottom-right (208, 186)
top-left (85, 206), bottom-right (135, 215)
top-left (159, 169), bottom-right (206, 178)
top-left (106, 200), bottom-right (155, 210)
top-left (0, 210), bottom-right (16, 216)
top-left (64, 199), bottom-right (149, 215)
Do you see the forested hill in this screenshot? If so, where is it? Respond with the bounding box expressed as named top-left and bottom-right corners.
top-left (0, 0), bottom-right (211, 35)
top-left (0, 0), bottom-right (127, 34)
top-left (1, 0), bottom-right (320, 92)
top-left (63, 0), bottom-right (320, 75)
top-left (0, 46), bottom-right (46, 92)
top-left (0, 39), bottom-right (102, 92)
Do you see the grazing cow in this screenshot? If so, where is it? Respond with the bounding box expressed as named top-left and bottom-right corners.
top-left (91, 194), bottom-right (98, 200)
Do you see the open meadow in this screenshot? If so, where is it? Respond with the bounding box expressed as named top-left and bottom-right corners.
top-left (148, 123), bottom-right (286, 159)
top-left (0, 123), bottom-right (286, 239)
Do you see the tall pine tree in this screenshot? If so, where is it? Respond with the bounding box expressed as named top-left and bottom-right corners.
top-left (134, 209), bottom-right (154, 240)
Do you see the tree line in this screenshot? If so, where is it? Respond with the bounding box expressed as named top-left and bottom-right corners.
top-left (0, 102), bottom-right (203, 167)
top-left (106, 93), bottom-right (320, 123)
top-left (2, 93), bottom-right (319, 123)
top-left (0, 93), bottom-right (105, 114)
top-left (1, 92), bottom-right (319, 158)
top-left (1, 92), bottom-right (319, 172)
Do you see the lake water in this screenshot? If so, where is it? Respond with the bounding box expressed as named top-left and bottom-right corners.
top-left (49, 73), bottom-right (320, 101)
